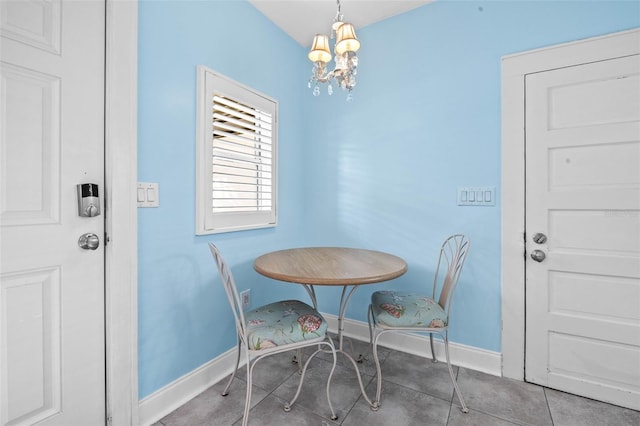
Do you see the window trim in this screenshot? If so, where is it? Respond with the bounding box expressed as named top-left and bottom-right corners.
top-left (196, 65), bottom-right (277, 234)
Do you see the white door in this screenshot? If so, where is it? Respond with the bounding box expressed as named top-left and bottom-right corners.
top-left (525, 54), bottom-right (640, 409)
top-left (0, 1), bottom-right (106, 425)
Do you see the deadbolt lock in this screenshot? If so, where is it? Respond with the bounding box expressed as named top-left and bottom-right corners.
top-left (532, 233), bottom-right (547, 244)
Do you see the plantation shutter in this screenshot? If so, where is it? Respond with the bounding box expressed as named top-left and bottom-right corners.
top-left (197, 67), bottom-right (277, 234)
top-left (212, 95), bottom-right (273, 213)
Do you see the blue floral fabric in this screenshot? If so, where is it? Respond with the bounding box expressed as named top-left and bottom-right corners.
top-left (244, 300), bottom-right (327, 351)
top-left (371, 291), bottom-right (447, 329)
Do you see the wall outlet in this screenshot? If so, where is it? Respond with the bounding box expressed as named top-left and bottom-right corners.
top-left (240, 289), bottom-right (251, 310)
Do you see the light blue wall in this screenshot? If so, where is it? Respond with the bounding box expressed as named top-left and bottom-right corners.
top-left (137, 0), bottom-right (312, 398)
top-left (302, 0), bottom-right (640, 354)
top-left (137, 0), bottom-right (639, 399)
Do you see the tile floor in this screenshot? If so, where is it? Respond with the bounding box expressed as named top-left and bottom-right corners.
top-left (154, 337), bottom-right (640, 426)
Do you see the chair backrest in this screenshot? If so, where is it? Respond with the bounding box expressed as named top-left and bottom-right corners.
top-left (433, 235), bottom-right (470, 315)
top-left (208, 243), bottom-right (247, 343)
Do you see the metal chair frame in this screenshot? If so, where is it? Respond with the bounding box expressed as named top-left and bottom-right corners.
top-left (209, 243), bottom-right (338, 426)
top-left (367, 234), bottom-right (471, 413)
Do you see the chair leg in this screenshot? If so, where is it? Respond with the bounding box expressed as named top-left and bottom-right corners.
top-left (429, 334), bottom-right (438, 363)
top-left (295, 348), bottom-right (303, 374)
top-left (443, 333), bottom-right (469, 413)
top-left (368, 306), bottom-right (383, 410)
top-left (243, 355), bottom-right (254, 426)
top-left (222, 338), bottom-right (242, 396)
top-left (367, 304), bottom-right (376, 362)
top-left (370, 330), bottom-right (383, 411)
top-left (355, 305), bottom-right (375, 365)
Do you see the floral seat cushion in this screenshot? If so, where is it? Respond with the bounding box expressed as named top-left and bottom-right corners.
top-left (371, 290), bottom-right (447, 329)
top-left (245, 300), bottom-right (328, 351)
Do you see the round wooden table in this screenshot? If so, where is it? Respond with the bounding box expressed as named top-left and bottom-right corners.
top-left (254, 247), bottom-right (407, 407)
top-left (254, 247), bottom-right (407, 285)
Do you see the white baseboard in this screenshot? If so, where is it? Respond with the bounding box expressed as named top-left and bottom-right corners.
top-left (138, 347), bottom-right (239, 426)
top-left (138, 314), bottom-right (502, 425)
top-left (323, 314), bottom-right (502, 377)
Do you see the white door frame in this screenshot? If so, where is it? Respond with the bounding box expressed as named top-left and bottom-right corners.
top-left (501, 28), bottom-right (640, 380)
top-left (105, 1), bottom-right (138, 424)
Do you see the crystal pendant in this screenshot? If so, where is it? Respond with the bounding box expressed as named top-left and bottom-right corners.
top-left (328, 84), bottom-right (333, 95)
top-left (313, 86), bottom-right (320, 96)
top-left (346, 92), bottom-right (353, 102)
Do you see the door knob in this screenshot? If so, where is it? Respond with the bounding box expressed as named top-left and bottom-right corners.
top-left (530, 249), bottom-right (546, 262)
top-left (78, 233), bottom-right (100, 250)
top-left (532, 233), bottom-right (547, 244)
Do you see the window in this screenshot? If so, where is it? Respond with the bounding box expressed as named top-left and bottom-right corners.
top-left (196, 66), bottom-right (277, 234)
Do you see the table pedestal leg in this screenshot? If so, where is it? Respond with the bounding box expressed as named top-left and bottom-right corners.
top-left (303, 284), bottom-right (377, 408)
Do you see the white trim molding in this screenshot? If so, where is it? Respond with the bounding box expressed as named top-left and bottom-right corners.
top-left (105, 0), bottom-right (138, 424)
top-left (501, 28), bottom-right (640, 380)
top-left (138, 348), bottom-right (238, 426)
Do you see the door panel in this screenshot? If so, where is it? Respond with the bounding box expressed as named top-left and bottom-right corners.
top-left (0, 1), bottom-right (106, 424)
top-left (0, 62), bottom-right (60, 226)
top-left (549, 141), bottom-right (639, 188)
top-left (525, 55), bottom-right (640, 410)
top-left (2, 268), bottom-right (61, 424)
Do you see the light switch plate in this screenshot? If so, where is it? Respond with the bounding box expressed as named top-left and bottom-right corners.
top-left (137, 182), bottom-right (159, 207)
top-left (457, 186), bottom-right (496, 206)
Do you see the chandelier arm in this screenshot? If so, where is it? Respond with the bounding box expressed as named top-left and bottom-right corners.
top-left (312, 70), bottom-right (334, 84)
top-left (311, 62), bottom-right (334, 83)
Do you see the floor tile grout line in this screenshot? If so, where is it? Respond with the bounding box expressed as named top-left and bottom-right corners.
top-left (255, 380), bottom-right (346, 425)
top-left (543, 387), bottom-right (555, 426)
top-left (373, 364), bottom-right (532, 426)
top-left (377, 377), bottom-right (456, 408)
top-left (448, 400), bottom-right (531, 426)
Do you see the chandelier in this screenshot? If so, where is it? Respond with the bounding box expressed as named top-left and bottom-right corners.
top-left (307, 0), bottom-right (361, 101)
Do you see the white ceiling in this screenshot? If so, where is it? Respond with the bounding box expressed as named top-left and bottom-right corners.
top-left (248, 0), bottom-right (433, 47)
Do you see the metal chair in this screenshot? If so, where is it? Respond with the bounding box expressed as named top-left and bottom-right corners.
top-left (367, 234), bottom-right (471, 413)
top-left (208, 243), bottom-right (338, 426)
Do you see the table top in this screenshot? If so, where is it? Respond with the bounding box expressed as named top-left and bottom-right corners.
top-left (254, 247), bottom-right (407, 286)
